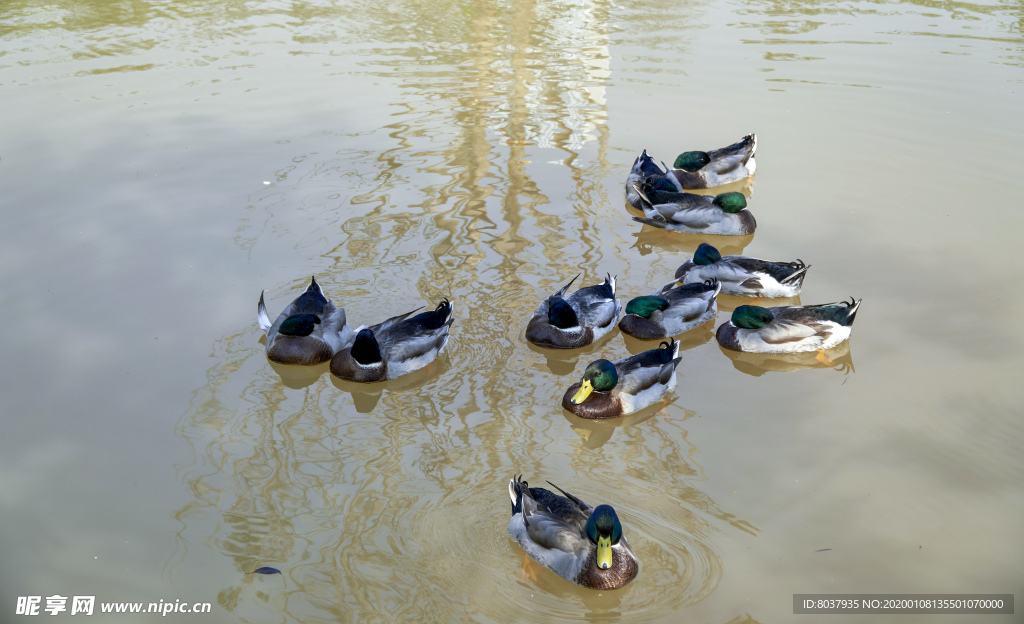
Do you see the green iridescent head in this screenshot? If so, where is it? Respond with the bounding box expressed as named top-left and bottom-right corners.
top-left (693, 243), bottom-right (721, 266)
top-left (585, 504), bottom-right (623, 570)
top-left (583, 359), bottom-right (618, 392)
top-left (648, 177), bottom-right (678, 194)
top-left (712, 192), bottom-right (747, 213)
top-left (585, 505), bottom-right (622, 544)
top-left (731, 305), bottom-right (774, 329)
top-left (673, 151), bottom-right (711, 172)
top-left (625, 295), bottom-right (669, 318)
top-left (279, 314), bottom-right (320, 337)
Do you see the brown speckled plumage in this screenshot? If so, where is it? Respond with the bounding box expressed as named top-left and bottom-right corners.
top-left (526, 317), bottom-right (595, 349)
top-left (561, 383), bottom-right (622, 419)
top-left (576, 546), bottom-right (640, 590)
top-left (617, 315), bottom-right (666, 340)
top-left (267, 336), bottom-right (334, 366)
top-left (329, 347), bottom-right (386, 381)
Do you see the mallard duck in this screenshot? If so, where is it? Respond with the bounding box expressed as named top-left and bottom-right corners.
top-left (257, 276), bottom-right (355, 365)
top-left (676, 243), bottom-right (810, 297)
top-left (716, 298), bottom-right (861, 354)
top-left (507, 475), bottom-right (639, 589)
top-left (618, 279), bottom-right (721, 340)
top-left (562, 339), bottom-right (681, 419)
top-left (625, 149), bottom-right (669, 210)
top-left (526, 274), bottom-right (622, 349)
top-left (631, 183), bottom-right (756, 236)
top-left (329, 298), bottom-right (454, 382)
top-left (666, 133), bottom-right (757, 190)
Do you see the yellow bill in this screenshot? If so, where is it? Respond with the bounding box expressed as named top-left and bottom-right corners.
top-left (596, 535), bottom-right (613, 569)
top-left (570, 379), bottom-right (594, 405)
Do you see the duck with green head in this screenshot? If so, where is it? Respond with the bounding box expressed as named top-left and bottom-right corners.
top-left (526, 274), bottom-right (622, 349)
top-left (257, 275), bottom-right (356, 365)
top-left (716, 298), bottom-right (861, 354)
top-left (631, 181), bottom-right (756, 236)
top-left (667, 133), bottom-right (757, 190)
top-left (507, 475), bottom-right (639, 589)
top-left (619, 279), bottom-right (721, 340)
top-left (329, 298), bottom-right (454, 382)
top-left (676, 243), bottom-right (810, 297)
top-left (562, 339), bottom-right (682, 419)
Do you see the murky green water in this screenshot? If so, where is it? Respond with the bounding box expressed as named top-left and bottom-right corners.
top-left (2, 0), bottom-right (1022, 622)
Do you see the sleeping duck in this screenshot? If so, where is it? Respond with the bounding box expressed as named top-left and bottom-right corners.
top-left (507, 475), bottom-right (639, 589)
top-left (631, 183), bottom-right (756, 236)
top-left (676, 243), bottom-right (810, 297)
top-left (257, 276), bottom-right (355, 365)
top-left (666, 133), bottom-right (757, 190)
top-left (329, 298), bottom-right (454, 382)
top-left (618, 279), bottom-right (721, 340)
top-left (562, 339), bottom-right (682, 419)
top-left (526, 274), bottom-right (622, 349)
top-left (716, 298), bottom-right (861, 354)
top-left (625, 149), bottom-right (670, 210)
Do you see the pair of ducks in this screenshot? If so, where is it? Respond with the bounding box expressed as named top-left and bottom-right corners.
top-left (511, 134), bottom-right (861, 591)
top-left (625, 134), bottom-right (758, 235)
top-left (257, 276), bottom-right (454, 382)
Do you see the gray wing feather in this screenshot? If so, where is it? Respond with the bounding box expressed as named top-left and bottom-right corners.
top-left (660, 204), bottom-right (725, 228)
top-left (376, 311), bottom-right (452, 362)
top-left (757, 319), bottom-right (823, 343)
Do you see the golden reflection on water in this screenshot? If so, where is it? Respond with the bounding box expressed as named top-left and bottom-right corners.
top-left (720, 340), bottom-right (855, 377)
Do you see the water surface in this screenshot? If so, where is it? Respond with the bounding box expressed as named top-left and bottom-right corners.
top-left (1, 0), bottom-right (1022, 622)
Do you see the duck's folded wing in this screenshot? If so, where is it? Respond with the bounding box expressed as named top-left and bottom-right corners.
top-left (574, 297), bottom-right (619, 328)
top-left (615, 351), bottom-right (679, 395)
top-left (757, 319), bottom-right (827, 344)
top-left (662, 205), bottom-right (723, 228)
top-left (523, 512), bottom-right (588, 554)
top-left (371, 308), bottom-right (423, 334)
top-left (731, 257), bottom-right (806, 283)
top-left (664, 296), bottom-right (714, 323)
top-left (707, 135), bottom-right (755, 174)
top-left (377, 319), bottom-right (449, 362)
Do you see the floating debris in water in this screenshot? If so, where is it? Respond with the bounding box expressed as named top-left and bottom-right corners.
top-left (814, 548), bottom-right (832, 553)
top-left (249, 567), bottom-right (281, 575)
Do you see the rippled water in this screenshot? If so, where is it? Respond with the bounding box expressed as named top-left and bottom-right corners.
top-left (2, 0), bottom-right (1022, 622)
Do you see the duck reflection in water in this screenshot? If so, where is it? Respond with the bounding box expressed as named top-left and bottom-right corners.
top-left (619, 320), bottom-right (714, 355)
top-left (265, 360), bottom-right (329, 390)
top-left (630, 227), bottom-right (754, 258)
top-left (720, 340), bottom-right (855, 377)
top-left (329, 351), bottom-right (453, 413)
top-left (525, 330), bottom-right (619, 377)
top-left (562, 402), bottom-right (665, 450)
